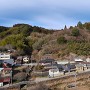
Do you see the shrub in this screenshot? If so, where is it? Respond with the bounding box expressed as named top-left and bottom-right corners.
top-left (13, 72), bottom-right (26, 81)
top-left (33, 38), bottom-right (44, 50)
top-left (84, 23), bottom-right (90, 30)
top-left (57, 36), bottom-right (67, 44)
top-left (71, 28), bottom-right (80, 36)
top-left (34, 65), bottom-right (44, 71)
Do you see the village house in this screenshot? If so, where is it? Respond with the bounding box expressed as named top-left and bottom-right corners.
top-left (16, 56), bottom-right (30, 64)
top-left (0, 53), bottom-right (14, 68)
top-left (86, 62), bottom-right (90, 69)
top-left (0, 68), bottom-right (12, 86)
top-left (76, 63), bottom-right (84, 72)
top-left (0, 53), bottom-right (11, 60)
top-left (86, 57), bottom-right (90, 62)
top-left (75, 58), bottom-right (83, 62)
top-left (23, 56), bottom-right (30, 63)
top-left (75, 61), bottom-right (90, 72)
top-left (16, 56), bottom-right (23, 65)
top-left (48, 63), bottom-right (76, 77)
top-left (49, 68), bottom-right (64, 77)
top-left (56, 60), bottom-right (75, 65)
top-left (39, 58), bottom-right (55, 66)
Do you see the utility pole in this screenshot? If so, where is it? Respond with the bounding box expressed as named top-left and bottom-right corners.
top-left (31, 58), bottom-right (32, 67)
top-left (52, 61), bottom-right (54, 78)
top-left (30, 56), bottom-right (32, 67)
top-left (10, 70), bottom-right (12, 84)
top-left (74, 71), bottom-right (77, 89)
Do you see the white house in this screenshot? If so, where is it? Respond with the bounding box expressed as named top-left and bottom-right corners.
top-left (86, 58), bottom-right (90, 62)
top-left (56, 60), bottom-right (75, 65)
top-left (0, 68), bottom-right (4, 86)
top-left (0, 53), bottom-right (10, 60)
top-left (23, 56), bottom-right (29, 63)
top-left (49, 68), bottom-right (64, 77)
top-left (0, 82), bottom-right (3, 87)
top-left (56, 60), bottom-right (69, 65)
top-left (75, 58), bottom-right (83, 62)
top-left (0, 53), bottom-right (14, 66)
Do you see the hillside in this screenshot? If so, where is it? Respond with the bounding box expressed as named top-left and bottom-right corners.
top-left (0, 22), bottom-right (90, 60)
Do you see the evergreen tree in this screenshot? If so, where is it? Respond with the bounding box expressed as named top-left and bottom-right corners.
top-left (77, 21), bottom-right (83, 29)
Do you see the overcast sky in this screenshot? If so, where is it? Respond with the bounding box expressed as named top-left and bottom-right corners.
top-left (0, 0), bottom-right (90, 29)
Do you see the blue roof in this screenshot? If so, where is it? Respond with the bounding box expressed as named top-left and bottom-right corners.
top-left (57, 64), bottom-right (76, 71)
top-left (0, 59), bottom-right (14, 64)
top-left (67, 64), bottom-right (76, 69)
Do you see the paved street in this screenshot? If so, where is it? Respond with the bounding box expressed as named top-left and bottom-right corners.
top-left (0, 69), bottom-right (90, 89)
top-left (35, 69), bottom-right (90, 83)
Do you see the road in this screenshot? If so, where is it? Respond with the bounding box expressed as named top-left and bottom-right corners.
top-left (22, 63), bottom-right (37, 66)
top-left (15, 63), bottom-right (37, 66)
top-left (35, 69), bottom-right (90, 83)
top-left (0, 69), bottom-right (90, 89)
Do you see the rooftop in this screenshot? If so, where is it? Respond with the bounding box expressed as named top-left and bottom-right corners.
top-left (39, 59), bottom-right (55, 63)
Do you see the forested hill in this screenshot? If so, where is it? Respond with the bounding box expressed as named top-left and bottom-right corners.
top-left (0, 24), bottom-right (55, 56)
top-left (0, 22), bottom-right (90, 60)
